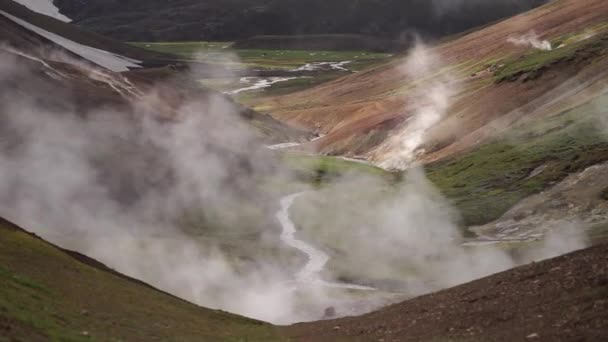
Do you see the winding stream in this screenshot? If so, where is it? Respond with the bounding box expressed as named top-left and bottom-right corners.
top-left (276, 193), bottom-right (375, 291)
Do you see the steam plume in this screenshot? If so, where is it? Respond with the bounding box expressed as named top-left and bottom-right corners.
top-left (507, 31), bottom-right (553, 51)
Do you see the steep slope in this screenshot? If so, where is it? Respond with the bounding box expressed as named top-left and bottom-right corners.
top-left (53, 0), bottom-right (546, 42)
top-left (286, 243), bottom-right (608, 341)
top-left (0, 0), bottom-right (176, 68)
top-left (0, 217), bottom-right (282, 341)
top-left (257, 0), bottom-right (608, 161)
top-left (12, 0), bottom-right (70, 22)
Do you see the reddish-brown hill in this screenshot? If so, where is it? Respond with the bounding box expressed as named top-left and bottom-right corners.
top-left (256, 0), bottom-right (608, 162)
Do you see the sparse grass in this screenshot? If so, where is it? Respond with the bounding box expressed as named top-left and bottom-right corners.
top-left (495, 32), bottom-right (607, 83)
top-left (0, 224), bottom-right (283, 341)
top-left (426, 95), bottom-right (608, 227)
top-left (495, 44), bottom-right (576, 82)
top-left (133, 41), bottom-right (394, 97)
top-left (234, 73), bottom-right (340, 101)
top-left (132, 42), bottom-right (393, 71)
top-left (282, 153), bottom-right (392, 186)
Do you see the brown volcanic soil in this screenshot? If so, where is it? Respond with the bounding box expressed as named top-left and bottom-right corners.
top-left (256, 0), bottom-right (608, 160)
top-left (285, 243), bottom-right (608, 341)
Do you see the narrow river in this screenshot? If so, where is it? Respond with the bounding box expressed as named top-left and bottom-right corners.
top-left (276, 193), bottom-right (375, 291)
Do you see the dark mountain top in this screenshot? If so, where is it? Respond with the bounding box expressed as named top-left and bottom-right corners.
top-left (53, 0), bottom-right (548, 43)
top-left (1, 0), bottom-right (176, 66)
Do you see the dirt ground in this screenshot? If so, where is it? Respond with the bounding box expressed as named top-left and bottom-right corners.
top-left (284, 243), bottom-right (608, 341)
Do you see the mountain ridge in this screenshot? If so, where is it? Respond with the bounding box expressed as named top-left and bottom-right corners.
top-left (52, 0), bottom-right (548, 43)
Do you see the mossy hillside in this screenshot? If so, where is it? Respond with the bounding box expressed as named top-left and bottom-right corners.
top-left (0, 221), bottom-right (283, 341)
top-left (426, 94), bottom-right (608, 227)
top-left (495, 30), bottom-right (608, 83)
top-left (281, 153), bottom-right (392, 186)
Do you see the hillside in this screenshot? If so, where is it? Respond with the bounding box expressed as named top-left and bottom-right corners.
top-left (0, 0), bottom-right (306, 140)
top-left (0, 0), bottom-right (177, 67)
top-left (253, 0), bottom-right (608, 229)
top-left (257, 0), bottom-right (608, 158)
top-left (286, 243), bottom-right (608, 341)
top-left (53, 0), bottom-right (546, 43)
top-left (0, 217), bottom-right (282, 341)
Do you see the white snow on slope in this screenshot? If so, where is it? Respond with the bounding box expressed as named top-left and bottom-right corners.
top-left (12, 0), bottom-right (71, 22)
top-left (0, 10), bottom-right (141, 72)
top-left (293, 61), bottom-right (352, 72)
top-left (225, 76), bottom-right (298, 95)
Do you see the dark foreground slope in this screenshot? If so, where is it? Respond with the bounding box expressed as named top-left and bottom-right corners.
top-left (2, 214), bottom-right (606, 341)
top-left (0, 218), bottom-right (283, 341)
top-left (286, 244), bottom-right (608, 342)
top-left (54, 0), bottom-right (547, 43)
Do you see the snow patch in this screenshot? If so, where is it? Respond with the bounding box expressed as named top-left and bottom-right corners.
top-left (293, 61), bottom-right (352, 72)
top-left (12, 0), bottom-right (71, 22)
top-left (0, 10), bottom-right (141, 72)
top-left (225, 76), bottom-right (298, 95)
top-left (266, 142), bottom-right (302, 150)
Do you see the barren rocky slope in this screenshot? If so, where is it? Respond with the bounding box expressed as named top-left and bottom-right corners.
top-left (285, 243), bottom-right (608, 341)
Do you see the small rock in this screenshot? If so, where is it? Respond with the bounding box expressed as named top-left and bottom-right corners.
top-left (81, 331), bottom-right (89, 336)
top-left (333, 326), bottom-right (341, 330)
top-left (527, 333), bottom-right (540, 339)
top-left (323, 306), bottom-right (336, 318)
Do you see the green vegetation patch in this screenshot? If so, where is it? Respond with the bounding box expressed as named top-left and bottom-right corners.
top-left (426, 95), bottom-right (608, 227)
top-left (132, 42), bottom-right (393, 71)
top-left (0, 223), bottom-right (283, 341)
top-left (282, 153), bottom-right (391, 186)
top-left (495, 32), bottom-right (608, 83)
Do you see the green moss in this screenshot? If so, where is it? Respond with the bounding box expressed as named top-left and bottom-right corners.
top-left (0, 266), bottom-right (49, 293)
top-left (282, 153), bottom-right (391, 186)
top-left (495, 32), bottom-right (607, 83)
top-left (0, 224), bottom-right (283, 341)
top-left (426, 95), bottom-right (608, 227)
